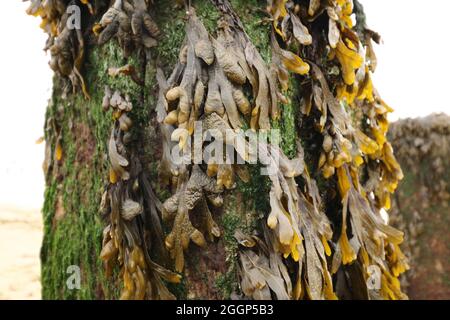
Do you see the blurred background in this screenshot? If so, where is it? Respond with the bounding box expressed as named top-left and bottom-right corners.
top-left (0, 0), bottom-right (448, 299)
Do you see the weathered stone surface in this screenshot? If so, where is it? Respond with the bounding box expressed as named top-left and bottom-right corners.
top-left (389, 113), bottom-right (450, 300)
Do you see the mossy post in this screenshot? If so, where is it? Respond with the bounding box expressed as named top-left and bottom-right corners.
top-left (40, 0), bottom-right (276, 300)
top-left (34, 0), bottom-right (408, 300)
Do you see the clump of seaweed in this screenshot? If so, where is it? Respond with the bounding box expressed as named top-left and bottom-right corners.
top-left (100, 86), bottom-right (181, 299)
top-left (94, 0), bottom-right (160, 56)
top-left (26, 0), bottom-right (92, 98)
top-left (268, 0), bottom-right (408, 299)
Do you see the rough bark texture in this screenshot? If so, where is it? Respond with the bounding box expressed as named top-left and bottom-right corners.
top-left (389, 114), bottom-right (450, 300)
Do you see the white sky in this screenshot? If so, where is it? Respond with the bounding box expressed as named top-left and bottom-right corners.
top-left (0, 2), bottom-right (51, 210)
top-left (360, 0), bottom-right (450, 120)
top-left (0, 0), bottom-right (448, 210)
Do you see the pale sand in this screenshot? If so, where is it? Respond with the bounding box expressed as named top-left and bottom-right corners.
top-left (0, 205), bottom-right (42, 300)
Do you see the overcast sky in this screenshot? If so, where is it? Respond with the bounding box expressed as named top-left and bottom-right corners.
top-left (359, 0), bottom-right (450, 120)
top-left (0, 0), bottom-right (448, 210)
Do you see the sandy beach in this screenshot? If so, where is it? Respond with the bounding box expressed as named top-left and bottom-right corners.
top-left (0, 205), bottom-right (42, 300)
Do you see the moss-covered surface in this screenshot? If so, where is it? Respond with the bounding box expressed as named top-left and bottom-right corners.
top-left (41, 41), bottom-right (144, 299)
top-left (271, 77), bottom-right (299, 159)
top-left (213, 193), bottom-right (261, 299)
top-left (156, 0), bottom-right (274, 299)
top-left (231, 0), bottom-right (271, 62)
top-left (41, 0), bottom-right (300, 300)
top-left (41, 81), bottom-right (111, 299)
top-left (154, 0), bottom-right (271, 66)
top-left (153, 2), bottom-right (186, 67)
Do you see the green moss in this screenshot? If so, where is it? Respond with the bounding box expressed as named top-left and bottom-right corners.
top-left (222, 206), bottom-right (242, 250)
top-left (87, 42), bottom-right (148, 133)
top-left (153, 0), bottom-right (271, 66)
top-left (41, 181), bottom-right (58, 263)
top-left (153, 3), bottom-right (186, 67)
top-left (41, 87), bottom-right (113, 299)
top-left (196, 1), bottom-right (221, 33)
top-left (215, 272), bottom-right (236, 299)
top-left (271, 78), bottom-right (298, 159)
top-left (87, 42), bottom-right (141, 96)
top-left (236, 165), bottom-right (271, 214)
top-left (230, 0), bottom-right (271, 62)
top-left (41, 171), bottom-right (107, 299)
top-left (215, 197), bottom-right (241, 299)
top-left (41, 40), bottom-right (139, 299)
top-left (215, 189), bottom-right (264, 298)
top-left (152, 0), bottom-right (222, 67)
